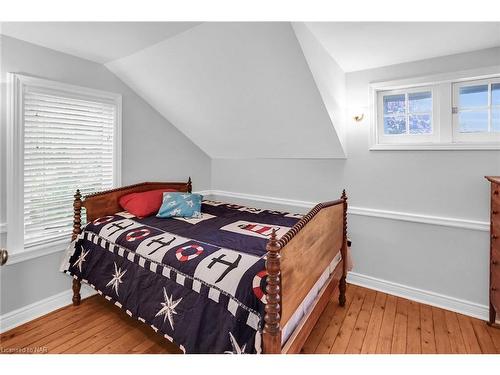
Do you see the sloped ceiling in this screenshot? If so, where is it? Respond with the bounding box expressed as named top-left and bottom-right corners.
top-left (0, 22), bottom-right (202, 63)
top-left (292, 22), bottom-right (346, 151)
top-left (106, 22), bottom-right (345, 159)
top-left (304, 22), bottom-right (500, 72)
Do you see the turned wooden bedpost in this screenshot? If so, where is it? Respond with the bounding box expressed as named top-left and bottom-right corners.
top-left (72, 189), bottom-right (82, 306)
top-left (187, 177), bottom-right (192, 193)
top-left (338, 189), bottom-right (348, 307)
top-left (263, 229), bottom-right (282, 353)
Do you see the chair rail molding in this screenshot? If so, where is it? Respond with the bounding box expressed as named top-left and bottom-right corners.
top-left (197, 189), bottom-right (489, 232)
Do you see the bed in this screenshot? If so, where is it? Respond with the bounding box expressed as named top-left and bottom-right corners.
top-left (61, 179), bottom-right (350, 354)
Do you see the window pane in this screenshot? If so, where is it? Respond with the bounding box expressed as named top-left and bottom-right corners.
top-left (384, 116), bottom-right (406, 134)
top-left (383, 94), bottom-right (405, 115)
top-left (409, 114), bottom-right (432, 134)
top-left (409, 91), bottom-right (432, 113)
top-left (458, 111), bottom-right (488, 133)
top-left (492, 83), bottom-right (500, 106)
top-left (493, 109), bottom-right (500, 132)
top-left (459, 85), bottom-right (488, 108)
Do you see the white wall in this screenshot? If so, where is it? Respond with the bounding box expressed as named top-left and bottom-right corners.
top-left (0, 35), bottom-right (211, 315)
top-left (211, 47), bottom-right (500, 310)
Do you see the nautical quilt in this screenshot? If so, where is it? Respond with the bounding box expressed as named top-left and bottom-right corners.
top-left (60, 200), bottom-right (303, 354)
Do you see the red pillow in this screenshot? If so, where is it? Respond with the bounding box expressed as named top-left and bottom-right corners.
top-left (119, 189), bottom-right (177, 217)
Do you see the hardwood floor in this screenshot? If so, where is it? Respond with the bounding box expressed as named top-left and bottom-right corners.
top-left (301, 284), bottom-right (500, 354)
top-left (1, 284), bottom-right (499, 354)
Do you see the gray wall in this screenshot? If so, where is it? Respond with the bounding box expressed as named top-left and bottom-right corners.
top-left (211, 47), bottom-right (500, 307)
top-left (0, 35), bottom-right (210, 314)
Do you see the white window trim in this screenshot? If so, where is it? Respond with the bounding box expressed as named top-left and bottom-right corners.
top-left (6, 73), bottom-right (122, 263)
top-left (370, 65), bottom-right (500, 151)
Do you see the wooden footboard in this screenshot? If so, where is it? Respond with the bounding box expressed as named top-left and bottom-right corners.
top-left (263, 191), bottom-right (348, 354)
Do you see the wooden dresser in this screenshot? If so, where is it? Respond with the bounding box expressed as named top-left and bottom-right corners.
top-left (486, 176), bottom-right (500, 326)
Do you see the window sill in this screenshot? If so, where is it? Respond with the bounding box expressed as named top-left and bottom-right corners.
top-left (6, 238), bottom-right (70, 265)
top-left (370, 143), bottom-right (500, 151)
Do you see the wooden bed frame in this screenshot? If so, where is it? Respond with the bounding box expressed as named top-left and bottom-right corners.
top-left (70, 178), bottom-right (349, 354)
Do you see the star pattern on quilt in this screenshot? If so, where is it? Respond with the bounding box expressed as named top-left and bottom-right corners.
top-left (106, 262), bottom-right (127, 296)
top-left (72, 249), bottom-right (89, 273)
top-left (224, 332), bottom-right (246, 354)
top-left (155, 287), bottom-right (182, 330)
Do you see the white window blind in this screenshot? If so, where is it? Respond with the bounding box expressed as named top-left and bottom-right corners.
top-left (23, 86), bottom-right (117, 247)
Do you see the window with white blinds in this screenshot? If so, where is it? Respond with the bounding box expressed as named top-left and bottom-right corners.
top-left (7, 74), bottom-right (121, 254)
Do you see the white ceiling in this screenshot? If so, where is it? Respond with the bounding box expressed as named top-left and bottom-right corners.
top-left (305, 22), bottom-right (500, 72)
top-left (0, 22), bottom-right (202, 63)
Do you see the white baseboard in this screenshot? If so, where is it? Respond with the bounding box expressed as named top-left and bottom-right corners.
top-left (0, 285), bottom-right (96, 333)
top-left (200, 189), bottom-right (489, 232)
top-left (347, 272), bottom-right (489, 320)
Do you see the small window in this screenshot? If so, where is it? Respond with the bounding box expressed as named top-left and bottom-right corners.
top-left (453, 78), bottom-right (500, 142)
top-left (377, 87), bottom-right (437, 144)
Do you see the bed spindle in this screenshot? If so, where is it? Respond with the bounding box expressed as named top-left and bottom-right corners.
top-left (72, 189), bottom-right (82, 306)
top-left (187, 177), bottom-right (192, 193)
top-left (263, 229), bottom-right (282, 353)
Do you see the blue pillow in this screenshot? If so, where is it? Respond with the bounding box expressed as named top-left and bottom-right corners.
top-left (156, 192), bottom-right (203, 218)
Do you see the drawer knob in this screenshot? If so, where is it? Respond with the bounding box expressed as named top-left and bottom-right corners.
top-left (493, 260), bottom-right (498, 265)
top-left (494, 210), bottom-right (499, 215)
top-left (495, 190), bottom-right (500, 196)
top-left (493, 235), bottom-right (499, 240)
top-left (493, 287), bottom-right (498, 292)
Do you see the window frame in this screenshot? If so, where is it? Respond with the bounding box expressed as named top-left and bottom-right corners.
top-left (376, 85), bottom-right (439, 145)
top-left (6, 73), bottom-right (122, 262)
top-left (452, 77), bottom-right (500, 143)
top-left (369, 67), bottom-right (500, 151)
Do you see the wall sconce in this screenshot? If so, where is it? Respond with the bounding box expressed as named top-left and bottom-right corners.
top-left (353, 113), bottom-right (364, 122)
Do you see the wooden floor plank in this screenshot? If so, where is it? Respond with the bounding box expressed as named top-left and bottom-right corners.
top-left (470, 318), bottom-right (497, 354)
top-left (432, 307), bottom-right (452, 354)
top-left (360, 292), bottom-right (387, 354)
top-left (406, 300), bottom-right (421, 354)
top-left (314, 285), bottom-right (357, 353)
top-left (0, 296), bottom-right (99, 342)
top-left (345, 289), bottom-right (376, 354)
top-left (420, 305), bottom-right (436, 354)
top-left (443, 310), bottom-right (467, 354)
top-left (0, 299), bottom-right (104, 348)
top-left (2, 284), bottom-right (498, 354)
top-left (375, 294), bottom-right (397, 354)
top-left (329, 286), bottom-right (367, 354)
top-left (391, 298), bottom-right (408, 354)
top-left (301, 288), bottom-right (341, 353)
top-left (48, 312), bottom-right (120, 353)
top-left (456, 314), bottom-right (482, 354)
